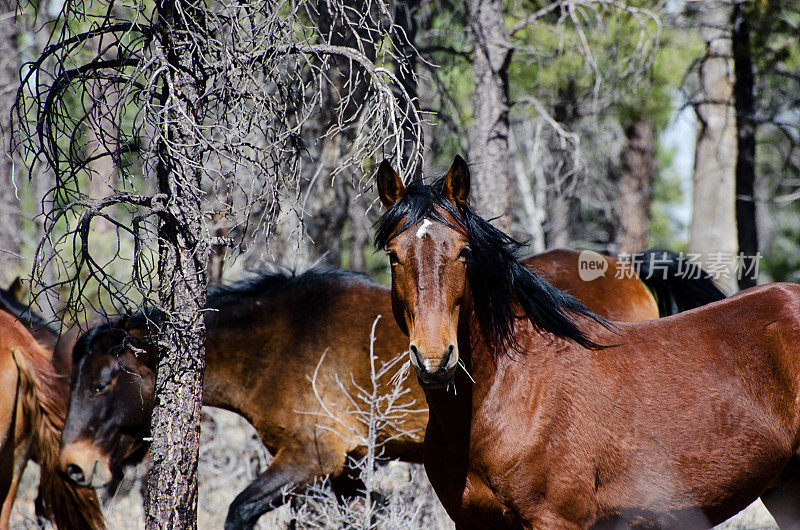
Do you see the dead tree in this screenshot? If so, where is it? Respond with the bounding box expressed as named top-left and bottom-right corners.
top-left (14, 0), bottom-right (423, 527)
top-left (503, 1), bottom-right (661, 247)
top-left (144, 0), bottom-right (210, 526)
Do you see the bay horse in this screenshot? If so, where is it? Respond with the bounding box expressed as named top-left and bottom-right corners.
top-left (0, 308), bottom-right (104, 530)
top-left (375, 155), bottom-right (800, 529)
top-left (60, 251), bottom-right (722, 530)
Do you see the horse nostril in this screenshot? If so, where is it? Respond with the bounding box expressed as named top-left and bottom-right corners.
top-left (440, 344), bottom-right (455, 369)
top-left (409, 345), bottom-right (424, 368)
top-left (65, 463), bottom-right (85, 484)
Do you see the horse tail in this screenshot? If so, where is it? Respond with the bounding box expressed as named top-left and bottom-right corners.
top-left (631, 249), bottom-right (727, 317)
top-left (12, 340), bottom-right (106, 530)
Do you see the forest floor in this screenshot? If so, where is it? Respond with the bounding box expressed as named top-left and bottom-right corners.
top-left (10, 408), bottom-right (779, 529)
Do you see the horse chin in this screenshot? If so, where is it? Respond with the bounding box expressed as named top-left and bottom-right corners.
top-left (416, 370), bottom-right (455, 389)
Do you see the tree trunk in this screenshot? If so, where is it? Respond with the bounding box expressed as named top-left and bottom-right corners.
top-left (347, 193), bottom-right (368, 272)
top-left (302, 135), bottom-right (349, 268)
top-left (395, 0), bottom-right (423, 178)
top-left (24, 0), bottom-right (58, 320)
top-left (0, 7), bottom-right (21, 285)
top-left (546, 191), bottom-right (572, 249)
top-left (732, 2), bottom-right (758, 289)
top-left (510, 120), bottom-right (546, 253)
top-left (689, 1), bottom-right (737, 292)
top-left (146, 1), bottom-right (209, 527)
top-left (467, 0), bottom-right (512, 229)
top-left (615, 120), bottom-right (655, 255)
top-left (208, 212), bottom-right (229, 286)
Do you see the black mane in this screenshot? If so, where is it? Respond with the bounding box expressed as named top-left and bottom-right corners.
top-left (206, 268), bottom-right (369, 309)
top-left (375, 179), bottom-right (607, 352)
top-left (72, 268), bottom-right (373, 366)
top-left (0, 286), bottom-right (60, 338)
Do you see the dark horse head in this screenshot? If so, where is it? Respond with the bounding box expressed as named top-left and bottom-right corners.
top-left (60, 316), bottom-right (156, 488)
top-left (375, 156), bottom-right (605, 387)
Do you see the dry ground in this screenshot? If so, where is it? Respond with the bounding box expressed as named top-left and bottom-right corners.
top-left (9, 409), bottom-right (780, 529)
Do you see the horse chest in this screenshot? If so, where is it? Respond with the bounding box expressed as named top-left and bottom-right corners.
top-left (424, 423), bottom-right (534, 529)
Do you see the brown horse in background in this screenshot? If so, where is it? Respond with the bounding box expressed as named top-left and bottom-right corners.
top-left (60, 248), bottom-right (722, 530)
top-left (0, 308), bottom-right (104, 530)
top-left (0, 278), bottom-right (79, 380)
top-left (376, 155), bottom-right (800, 529)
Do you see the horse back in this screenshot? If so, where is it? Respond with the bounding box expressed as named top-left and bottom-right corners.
top-left (525, 249), bottom-right (658, 321)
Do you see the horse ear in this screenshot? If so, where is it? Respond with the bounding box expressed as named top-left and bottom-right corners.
top-left (443, 155), bottom-right (470, 207)
top-left (8, 277), bottom-right (23, 300)
top-left (111, 314), bottom-right (132, 332)
top-left (377, 159), bottom-right (406, 208)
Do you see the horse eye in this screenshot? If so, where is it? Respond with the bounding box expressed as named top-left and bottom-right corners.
top-left (91, 382), bottom-right (110, 395)
top-left (458, 247), bottom-right (471, 260)
top-left (387, 251), bottom-right (399, 265)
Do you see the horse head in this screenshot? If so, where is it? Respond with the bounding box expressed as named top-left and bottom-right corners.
top-left (61, 315), bottom-right (157, 488)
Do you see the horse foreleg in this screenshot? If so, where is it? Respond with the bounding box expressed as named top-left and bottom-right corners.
top-left (0, 372), bottom-right (30, 530)
top-left (0, 431), bottom-right (31, 530)
top-left (224, 447), bottom-right (326, 530)
top-left (761, 456), bottom-right (800, 529)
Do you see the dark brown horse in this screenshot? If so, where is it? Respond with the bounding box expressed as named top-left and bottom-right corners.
top-left (375, 155), bottom-right (800, 529)
top-left (0, 308), bottom-right (104, 530)
top-left (60, 249), bottom-right (722, 530)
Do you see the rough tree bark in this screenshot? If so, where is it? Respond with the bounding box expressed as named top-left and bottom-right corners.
top-left (732, 2), bottom-right (758, 289)
top-left (146, 0), bottom-right (209, 527)
top-left (544, 86), bottom-right (579, 249)
top-left (0, 5), bottom-right (21, 284)
top-left (467, 0), bottom-right (512, 229)
top-left (615, 120), bottom-right (655, 255)
top-left (689, 1), bottom-right (737, 291)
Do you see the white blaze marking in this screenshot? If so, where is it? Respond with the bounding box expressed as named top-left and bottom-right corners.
top-left (416, 219), bottom-right (433, 239)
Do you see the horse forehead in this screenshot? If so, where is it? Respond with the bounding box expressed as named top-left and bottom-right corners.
top-left (79, 343), bottom-right (118, 379)
top-left (415, 219), bottom-right (433, 238)
top-left (407, 214), bottom-right (463, 242)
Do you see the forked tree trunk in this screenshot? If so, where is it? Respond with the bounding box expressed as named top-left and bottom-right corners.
top-left (467, 0), bottom-right (512, 230)
top-left (616, 120), bottom-right (655, 255)
top-left (146, 1), bottom-right (209, 528)
top-left (689, 1), bottom-right (737, 292)
top-left (732, 2), bottom-right (758, 289)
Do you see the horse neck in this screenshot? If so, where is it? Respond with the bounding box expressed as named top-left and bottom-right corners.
top-left (0, 295), bottom-right (59, 350)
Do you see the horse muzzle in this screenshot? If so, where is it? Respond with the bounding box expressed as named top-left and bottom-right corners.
top-left (60, 439), bottom-right (114, 488)
top-left (409, 342), bottom-right (458, 388)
